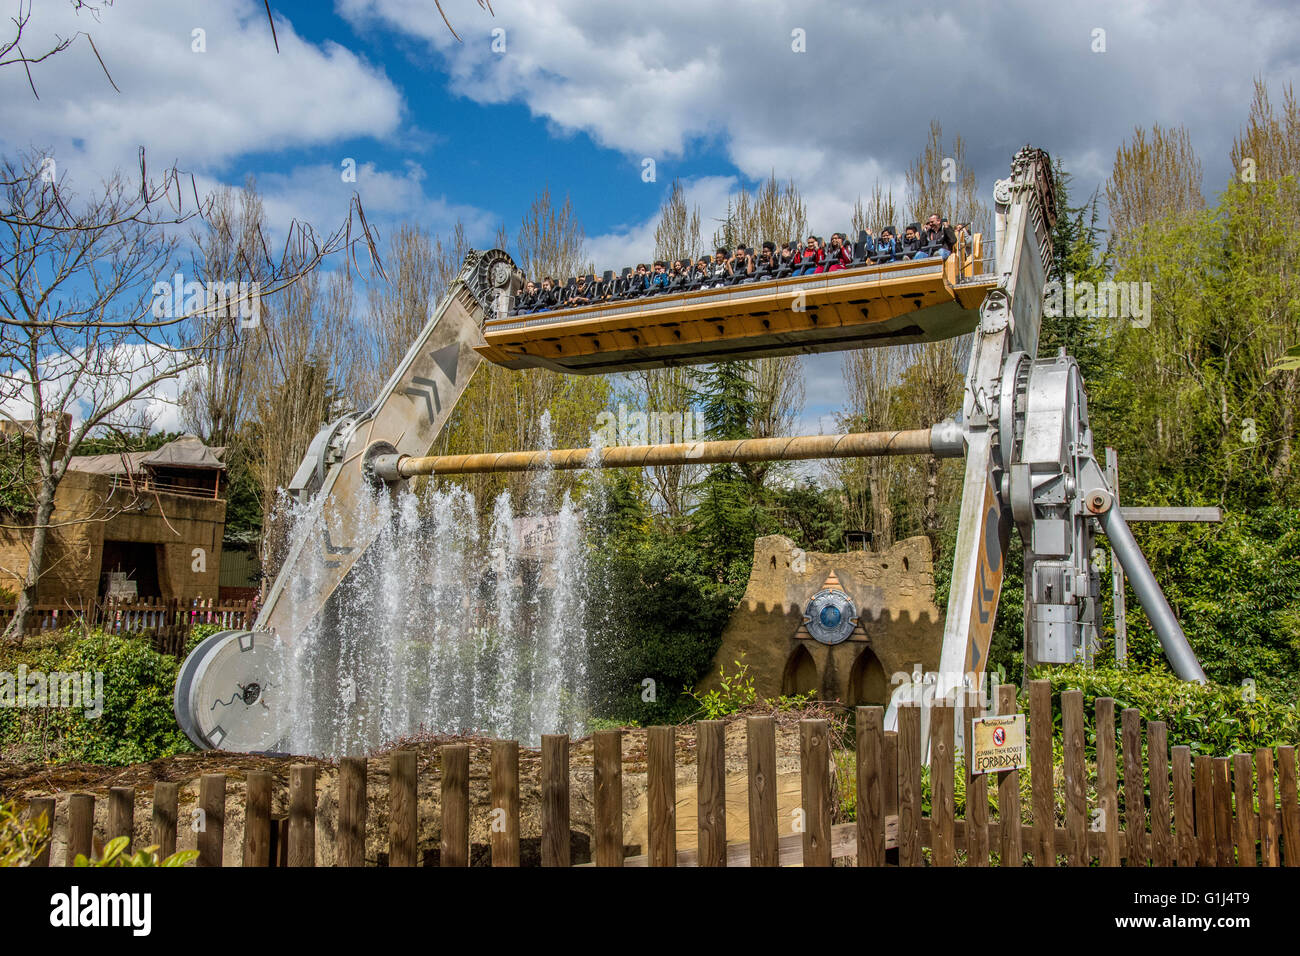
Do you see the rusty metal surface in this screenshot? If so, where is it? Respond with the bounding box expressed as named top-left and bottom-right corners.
top-left (396, 428), bottom-right (944, 477)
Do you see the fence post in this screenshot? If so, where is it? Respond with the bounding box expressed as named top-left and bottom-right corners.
top-left (931, 698), bottom-right (955, 866)
top-left (856, 706), bottom-right (885, 868)
top-left (440, 744), bottom-right (469, 867)
top-left (746, 716), bottom-right (778, 867)
top-left (1256, 748), bottom-right (1279, 867)
top-left (1194, 754), bottom-right (1216, 865)
top-left (541, 734), bottom-right (570, 867)
top-left (198, 774), bottom-right (226, 867)
top-left (1279, 746), bottom-right (1298, 868)
top-left (152, 782), bottom-right (178, 859)
top-left (337, 757), bottom-right (367, 867)
top-left (696, 720), bottom-right (727, 868)
top-left (1171, 747), bottom-right (1197, 867)
top-left (996, 685), bottom-right (1022, 867)
top-left (27, 798), bottom-right (54, 867)
top-left (1095, 697), bottom-right (1120, 866)
top-left (1120, 708), bottom-right (1146, 866)
top-left (67, 793), bottom-right (94, 865)
top-left (243, 771), bottom-right (272, 867)
top-left (1232, 752), bottom-right (1257, 867)
top-left (1212, 757), bottom-right (1234, 866)
top-left (965, 688), bottom-right (989, 867)
top-left (648, 725), bottom-right (677, 867)
top-left (593, 729), bottom-right (624, 867)
top-left (490, 740), bottom-right (520, 867)
top-left (107, 786), bottom-right (134, 854)
top-left (1062, 690), bottom-right (1087, 866)
top-left (389, 751), bottom-right (418, 868)
top-left (897, 704), bottom-right (922, 867)
top-left (799, 719), bottom-right (832, 868)
top-left (288, 764), bottom-right (316, 867)
top-left (883, 728), bottom-right (899, 866)
top-left (1028, 680), bottom-right (1054, 866)
top-left (1148, 722), bottom-right (1172, 866)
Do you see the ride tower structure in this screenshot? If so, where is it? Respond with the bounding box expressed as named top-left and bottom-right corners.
top-left (175, 147), bottom-right (1204, 755)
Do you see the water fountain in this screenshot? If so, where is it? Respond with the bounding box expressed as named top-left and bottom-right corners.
top-left (273, 414), bottom-right (600, 757)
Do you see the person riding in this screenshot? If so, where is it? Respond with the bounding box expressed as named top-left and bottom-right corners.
top-left (794, 235), bottom-right (823, 275)
top-left (921, 214), bottom-right (958, 259)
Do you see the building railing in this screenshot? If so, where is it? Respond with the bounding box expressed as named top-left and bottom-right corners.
top-left (0, 597), bottom-right (256, 655)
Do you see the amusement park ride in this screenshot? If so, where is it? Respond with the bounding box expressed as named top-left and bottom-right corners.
top-left (174, 147), bottom-right (1206, 754)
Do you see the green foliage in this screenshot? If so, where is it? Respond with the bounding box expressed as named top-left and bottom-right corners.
top-left (0, 798), bottom-right (50, 867)
top-left (587, 533), bottom-right (744, 726)
top-left (73, 836), bottom-right (198, 867)
top-left (185, 622), bottom-right (225, 657)
top-left (689, 656), bottom-right (758, 720)
top-left (0, 630), bottom-right (194, 765)
top-left (1033, 661), bottom-right (1300, 757)
top-left (1120, 508), bottom-right (1300, 697)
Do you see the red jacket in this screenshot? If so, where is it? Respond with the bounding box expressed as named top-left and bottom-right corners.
top-left (794, 246), bottom-right (823, 267)
top-left (819, 243), bottom-right (852, 273)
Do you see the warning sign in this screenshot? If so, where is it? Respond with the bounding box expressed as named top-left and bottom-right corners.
top-left (970, 714), bottom-right (1026, 775)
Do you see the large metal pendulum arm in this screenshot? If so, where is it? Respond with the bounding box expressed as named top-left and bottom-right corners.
top-left (172, 249), bottom-right (523, 752)
top-left (934, 148), bottom-right (1055, 703)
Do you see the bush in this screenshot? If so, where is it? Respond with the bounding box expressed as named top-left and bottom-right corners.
top-left (0, 630), bottom-right (194, 765)
top-left (0, 798), bottom-right (50, 867)
top-left (586, 534), bottom-right (743, 726)
top-left (1032, 661), bottom-right (1300, 757)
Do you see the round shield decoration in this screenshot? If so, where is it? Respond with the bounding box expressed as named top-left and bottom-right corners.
top-left (804, 588), bottom-right (858, 645)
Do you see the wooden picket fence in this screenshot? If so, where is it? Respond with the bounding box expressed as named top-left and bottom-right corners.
top-left (0, 597), bottom-right (255, 655)
top-left (20, 681), bottom-right (1300, 867)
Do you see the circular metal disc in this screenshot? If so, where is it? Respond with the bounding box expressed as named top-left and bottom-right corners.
top-left (174, 629), bottom-right (286, 752)
top-left (804, 589), bottom-right (858, 645)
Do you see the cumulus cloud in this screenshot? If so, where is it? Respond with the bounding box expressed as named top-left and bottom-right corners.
top-left (0, 0), bottom-right (404, 181)
top-left (339, 0), bottom-right (1299, 208)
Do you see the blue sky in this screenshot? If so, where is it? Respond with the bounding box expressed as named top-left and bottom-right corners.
top-left (3, 0), bottom-right (1297, 436)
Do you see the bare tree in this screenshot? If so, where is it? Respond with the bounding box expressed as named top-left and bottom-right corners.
top-left (0, 154), bottom-right (197, 641)
top-left (1106, 123), bottom-right (1204, 242)
top-left (852, 182), bottom-right (899, 236)
top-left (903, 120), bottom-right (985, 549)
top-left (638, 179), bottom-right (703, 521)
top-left (434, 191), bottom-right (609, 510)
top-left (180, 177), bottom-right (268, 448)
top-left (243, 266), bottom-right (356, 582)
top-left (835, 344), bottom-right (905, 548)
top-left (0, 149), bottom-right (382, 640)
top-left (1, 0), bottom-right (117, 98)
top-left (710, 173), bottom-right (808, 483)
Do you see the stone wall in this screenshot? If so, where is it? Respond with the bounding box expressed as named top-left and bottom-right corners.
top-left (0, 470), bottom-right (225, 605)
top-left (698, 534), bottom-right (944, 707)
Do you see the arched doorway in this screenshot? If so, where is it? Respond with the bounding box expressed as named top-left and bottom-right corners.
top-left (849, 648), bottom-right (889, 707)
top-left (781, 644), bottom-right (819, 698)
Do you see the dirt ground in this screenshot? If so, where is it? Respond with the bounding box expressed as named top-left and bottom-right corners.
top-left (2, 705), bottom-right (847, 866)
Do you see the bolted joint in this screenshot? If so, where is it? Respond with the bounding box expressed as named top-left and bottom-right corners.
top-left (1084, 488), bottom-right (1113, 515)
top-left (362, 441), bottom-right (407, 484)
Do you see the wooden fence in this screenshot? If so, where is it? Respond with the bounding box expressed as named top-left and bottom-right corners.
top-left (20, 681), bottom-right (1300, 867)
top-left (0, 598), bottom-right (255, 655)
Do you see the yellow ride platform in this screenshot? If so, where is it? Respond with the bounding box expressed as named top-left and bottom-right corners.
top-left (477, 237), bottom-right (995, 374)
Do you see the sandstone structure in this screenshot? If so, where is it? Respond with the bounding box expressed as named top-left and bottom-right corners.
top-left (698, 535), bottom-right (944, 707)
top-left (0, 435), bottom-right (226, 606)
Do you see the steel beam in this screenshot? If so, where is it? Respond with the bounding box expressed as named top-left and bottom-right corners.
top-left (375, 426), bottom-right (960, 480)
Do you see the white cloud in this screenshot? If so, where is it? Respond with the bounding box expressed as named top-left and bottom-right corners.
top-left (1, 0), bottom-right (403, 183)
top-left (338, 0), bottom-right (1299, 207)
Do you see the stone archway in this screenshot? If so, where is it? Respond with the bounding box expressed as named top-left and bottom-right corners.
top-left (781, 644), bottom-right (819, 697)
top-left (848, 647), bottom-right (889, 707)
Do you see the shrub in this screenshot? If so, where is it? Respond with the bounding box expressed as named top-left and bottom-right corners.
top-left (1032, 661), bottom-right (1300, 757)
top-left (0, 798), bottom-right (50, 867)
top-left (0, 630), bottom-right (194, 765)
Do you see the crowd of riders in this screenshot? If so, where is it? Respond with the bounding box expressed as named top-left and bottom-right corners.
top-left (510, 214), bottom-right (965, 315)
